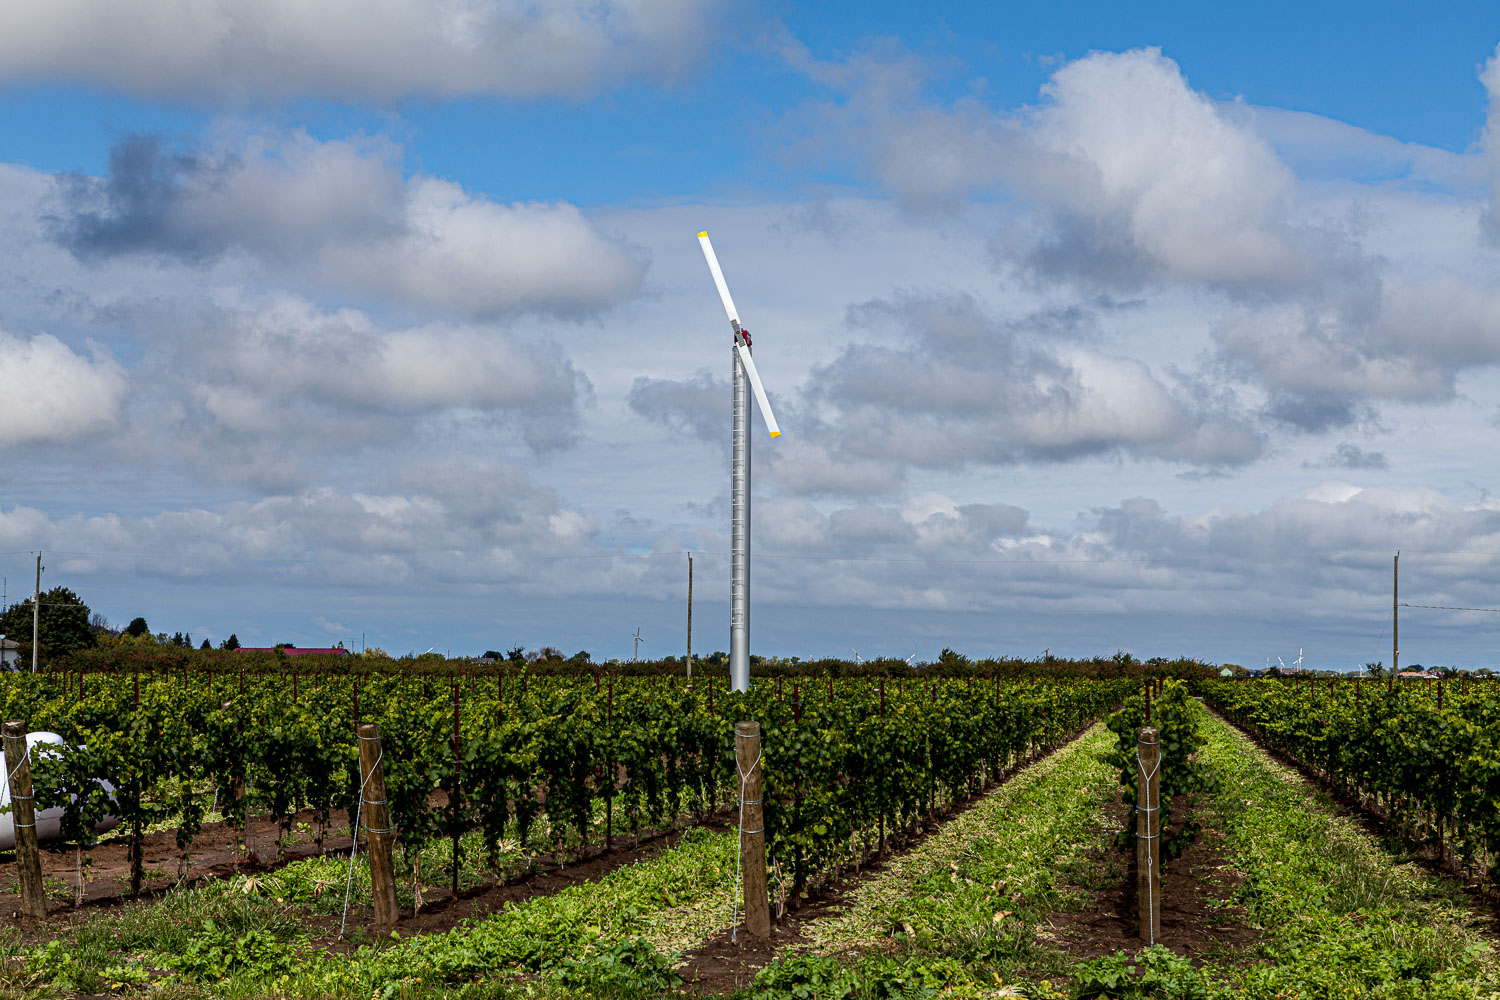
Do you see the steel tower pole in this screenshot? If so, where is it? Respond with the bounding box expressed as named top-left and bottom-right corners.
top-left (729, 343), bottom-right (751, 692)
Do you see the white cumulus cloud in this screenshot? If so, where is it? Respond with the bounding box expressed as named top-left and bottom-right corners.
top-left (52, 130), bottom-right (647, 317)
top-left (0, 330), bottom-right (125, 446)
top-left (0, 0), bottom-right (723, 102)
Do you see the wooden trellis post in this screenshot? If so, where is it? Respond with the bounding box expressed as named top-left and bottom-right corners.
top-left (357, 723), bottom-right (399, 929)
top-left (735, 721), bottom-right (770, 936)
top-left (3, 721), bottom-right (46, 918)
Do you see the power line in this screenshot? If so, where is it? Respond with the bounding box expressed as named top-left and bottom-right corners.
top-left (761, 554), bottom-right (1152, 565)
top-left (1399, 602), bottom-right (1500, 614)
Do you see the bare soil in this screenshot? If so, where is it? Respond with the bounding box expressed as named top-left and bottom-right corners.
top-left (1040, 790), bottom-right (1259, 962)
top-left (0, 806), bottom-right (356, 912)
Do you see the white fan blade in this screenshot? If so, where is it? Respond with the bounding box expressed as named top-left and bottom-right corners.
top-left (735, 342), bottom-right (781, 438)
top-left (697, 232), bottom-right (739, 326)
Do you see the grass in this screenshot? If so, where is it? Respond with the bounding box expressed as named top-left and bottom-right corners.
top-left (3, 820), bottom-right (740, 999)
top-left (1180, 710), bottom-right (1500, 999)
top-left (756, 721), bottom-right (1122, 998)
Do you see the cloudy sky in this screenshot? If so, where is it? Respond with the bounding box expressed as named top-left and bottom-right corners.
top-left (3, 2), bottom-right (1500, 669)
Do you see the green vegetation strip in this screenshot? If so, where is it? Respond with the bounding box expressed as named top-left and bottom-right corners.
top-left (749, 722), bottom-right (1120, 998)
top-left (1175, 710), bottom-right (1500, 999)
top-left (3, 825), bottom-right (739, 999)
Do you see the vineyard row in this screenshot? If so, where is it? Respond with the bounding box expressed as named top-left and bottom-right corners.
top-left (0, 664), bottom-right (1131, 904)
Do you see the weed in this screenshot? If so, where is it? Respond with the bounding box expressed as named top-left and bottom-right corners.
top-left (554, 936), bottom-right (683, 997)
top-left (751, 953), bottom-right (858, 999)
top-left (163, 918), bottom-right (298, 981)
top-left (1070, 946), bottom-right (1209, 1000)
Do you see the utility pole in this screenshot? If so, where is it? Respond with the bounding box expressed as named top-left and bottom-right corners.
top-left (1391, 551), bottom-right (1399, 691)
top-left (32, 552), bottom-right (41, 674)
top-left (686, 552), bottom-right (694, 685)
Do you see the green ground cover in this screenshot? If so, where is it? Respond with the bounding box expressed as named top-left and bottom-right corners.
top-left (1174, 710), bottom-right (1500, 1000)
top-left (756, 722), bottom-right (1122, 999)
top-left (751, 702), bottom-right (1500, 1000)
top-left (0, 825), bottom-right (739, 999)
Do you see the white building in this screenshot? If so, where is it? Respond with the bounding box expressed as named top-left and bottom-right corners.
top-left (0, 638), bottom-right (18, 669)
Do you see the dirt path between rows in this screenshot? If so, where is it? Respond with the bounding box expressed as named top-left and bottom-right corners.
top-left (1039, 785), bottom-right (1259, 962)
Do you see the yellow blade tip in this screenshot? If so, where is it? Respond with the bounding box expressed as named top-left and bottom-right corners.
top-left (769, 431), bottom-right (781, 438)
top-left (696, 231), bottom-right (708, 237)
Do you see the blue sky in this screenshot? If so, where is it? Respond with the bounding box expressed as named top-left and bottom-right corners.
top-left (7, 3), bottom-right (1497, 200)
top-left (2, 1), bottom-right (1500, 669)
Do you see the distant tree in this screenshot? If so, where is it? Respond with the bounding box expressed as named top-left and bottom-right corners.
top-left (938, 647), bottom-right (970, 668)
top-left (200, 639), bottom-right (211, 649)
top-left (125, 617), bottom-right (150, 638)
top-left (170, 632), bottom-right (186, 648)
top-left (483, 650), bottom-right (503, 660)
top-left (506, 645), bottom-right (526, 663)
top-left (569, 650), bottom-right (592, 664)
top-left (1364, 661), bottom-right (1386, 678)
top-left (0, 587), bottom-right (96, 657)
top-left (219, 633), bottom-right (241, 651)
